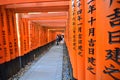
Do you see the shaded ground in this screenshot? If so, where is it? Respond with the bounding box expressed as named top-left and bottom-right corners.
top-left (9, 42), bottom-right (73, 80)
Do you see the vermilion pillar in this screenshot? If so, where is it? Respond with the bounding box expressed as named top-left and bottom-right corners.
top-left (19, 18), bottom-right (25, 56)
top-left (1, 6), bottom-right (10, 62)
top-left (68, 1), bottom-right (76, 79)
top-left (6, 10), bottom-right (16, 60)
top-left (22, 18), bottom-right (28, 54)
top-left (12, 11), bottom-right (19, 58)
top-left (76, 0), bottom-right (85, 80)
top-left (85, 0), bottom-right (96, 80)
top-left (0, 7), bottom-right (5, 64)
top-left (70, 0), bottom-right (78, 79)
top-left (24, 19), bottom-right (30, 53)
top-left (96, 0), bottom-right (120, 80)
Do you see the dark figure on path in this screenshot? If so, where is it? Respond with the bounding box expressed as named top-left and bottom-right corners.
top-left (56, 35), bottom-right (59, 45)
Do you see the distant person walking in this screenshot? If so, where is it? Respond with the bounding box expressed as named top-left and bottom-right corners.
top-left (56, 35), bottom-right (59, 45)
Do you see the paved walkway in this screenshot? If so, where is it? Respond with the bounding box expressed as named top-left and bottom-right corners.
top-left (19, 43), bottom-right (63, 80)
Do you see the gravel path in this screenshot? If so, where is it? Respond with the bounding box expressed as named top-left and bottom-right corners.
top-left (62, 44), bottom-right (73, 80)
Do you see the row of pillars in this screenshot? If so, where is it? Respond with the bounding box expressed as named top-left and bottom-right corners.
top-left (65, 0), bottom-right (120, 80)
top-left (0, 6), bottom-right (58, 64)
top-left (0, 6), bottom-right (59, 79)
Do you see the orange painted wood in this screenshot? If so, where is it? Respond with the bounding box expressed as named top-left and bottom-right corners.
top-left (29, 21), bottom-right (66, 27)
top-left (24, 12), bottom-right (67, 18)
top-left (24, 19), bottom-right (30, 53)
top-left (29, 23), bottom-right (34, 51)
top-left (72, 0), bottom-right (78, 79)
top-left (48, 30), bottom-right (56, 43)
top-left (96, 1), bottom-right (120, 80)
top-left (84, 0), bottom-right (96, 79)
top-left (38, 26), bottom-right (42, 46)
top-left (0, 0), bottom-right (69, 5)
top-left (19, 18), bottom-right (25, 56)
top-left (43, 28), bottom-right (48, 45)
top-left (67, 3), bottom-right (75, 79)
top-left (31, 23), bottom-right (35, 49)
top-left (34, 25), bottom-right (39, 48)
top-left (76, 0), bottom-right (85, 80)
top-left (29, 22), bottom-right (51, 49)
top-left (67, 0), bottom-right (78, 79)
top-left (0, 7), bottom-right (5, 64)
top-left (6, 10), bottom-right (16, 60)
top-left (21, 19), bottom-right (26, 54)
top-left (29, 17), bottom-right (67, 20)
top-left (6, 1), bottom-right (69, 8)
top-left (1, 6), bottom-right (11, 62)
top-left (12, 11), bottom-right (19, 58)
top-left (21, 18), bottom-right (30, 54)
top-left (11, 6), bottom-right (69, 13)
top-left (38, 25), bottom-right (42, 47)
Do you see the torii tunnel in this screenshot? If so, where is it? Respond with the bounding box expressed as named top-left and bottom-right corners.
top-left (0, 0), bottom-right (120, 80)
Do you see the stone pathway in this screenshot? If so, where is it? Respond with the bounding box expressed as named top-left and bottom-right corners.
top-left (19, 44), bottom-right (63, 80)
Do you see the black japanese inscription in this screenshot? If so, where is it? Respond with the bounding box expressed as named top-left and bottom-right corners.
top-left (78, 16), bottom-right (82, 21)
top-left (73, 43), bottom-right (76, 46)
top-left (108, 30), bottom-right (120, 44)
top-left (9, 42), bottom-right (12, 48)
top-left (73, 30), bottom-right (75, 34)
top-left (88, 57), bottom-right (96, 66)
top-left (78, 39), bottom-right (82, 44)
top-left (88, 17), bottom-right (96, 26)
top-left (78, 27), bottom-right (82, 32)
top-left (88, 39), bottom-right (96, 47)
top-left (2, 31), bottom-right (6, 45)
top-left (106, 0), bottom-right (120, 7)
top-left (87, 0), bottom-right (95, 4)
top-left (78, 51), bottom-right (82, 56)
top-left (4, 48), bottom-right (7, 56)
top-left (89, 48), bottom-right (94, 55)
top-left (107, 8), bottom-right (120, 27)
top-left (87, 65), bottom-right (95, 74)
top-left (77, 9), bottom-right (82, 14)
top-left (78, 45), bottom-right (82, 51)
top-left (77, 2), bottom-right (81, 7)
top-left (0, 13), bottom-right (4, 27)
top-left (10, 48), bottom-right (13, 54)
top-left (89, 28), bottom-right (95, 36)
top-left (103, 64), bottom-right (120, 80)
top-left (107, 0), bottom-right (113, 7)
top-left (88, 5), bottom-right (96, 14)
top-left (106, 48), bottom-right (120, 65)
top-left (78, 34), bottom-right (82, 39)
top-left (24, 40), bottom-right (26, 51)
